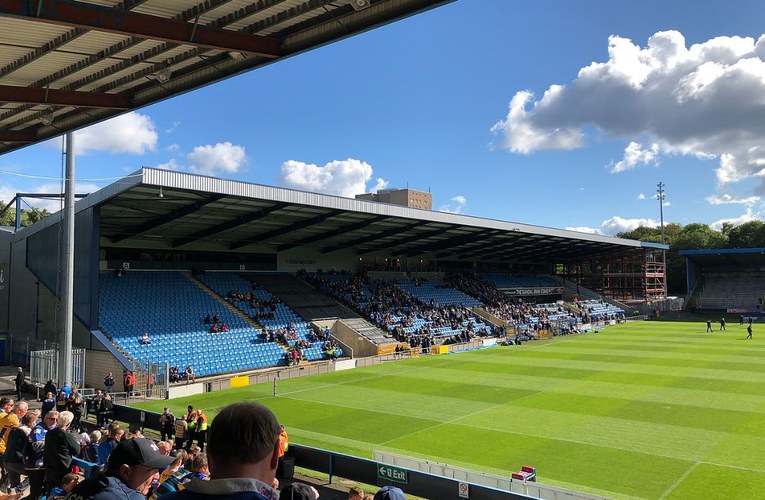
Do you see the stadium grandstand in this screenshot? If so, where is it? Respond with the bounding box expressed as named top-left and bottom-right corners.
top-left (681, 248), bottom-right (765, 319)
top-left (0, 167), bottom-right (664, 390)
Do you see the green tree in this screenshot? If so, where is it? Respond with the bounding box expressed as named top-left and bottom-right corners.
top-left (671, 223), bottom-right (728, 250)
top-left (727, 220), bottom-right (765, 248)
top-left (21, 207), bottom-right (51, 227)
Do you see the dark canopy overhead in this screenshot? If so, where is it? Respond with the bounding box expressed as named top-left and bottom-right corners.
top-left (0, 0), bottom-right (449, 155)
top-left (680, 248), bottom-right (765, 269)
top-left (22, 168), bottom-right (665, 264)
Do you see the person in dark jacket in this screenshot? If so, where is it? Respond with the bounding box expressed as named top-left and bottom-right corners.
top-left (63, 438), bottom-right (174, 500)
top-left (44, 410), bottom-right (80, 494)
top-left (162, 402), bottom-right (281, 500)
top-left (14, 368), bottom-right (24, 401)
top-left (4, 412), bottom-right (36, 494)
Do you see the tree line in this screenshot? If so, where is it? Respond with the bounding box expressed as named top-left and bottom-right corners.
top-left (0, 201), bottom-right (51, 228)
top-left (617, 221), bottom-right (765, 294)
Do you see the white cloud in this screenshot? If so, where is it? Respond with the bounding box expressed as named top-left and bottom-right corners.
top-left (154, 158), bottom-right (183, 171)
top-left (569, 216), bottom-right (660, 235)
top-left (371, 178), bottom-right (389, 193)
top-left (279, 158), bottom-right (386, 198)
top-left (165, 121), bottom-right (181, 134)
top-left (439, 195), bottom-right (468, 214)
top-left (637, 193), bottom-right (647, 200)
top-left (602, 216), bottom-right (659, 235)
top-left (706, 193), bottom-right (761, 205)
top-left (610, 141), bottom-right (660, 173)
top-left (710, 207), bottom-right (757, 230)
top-left (166, 143), bottom-right (180, 153)
top-left (187, 142), bottom-right (246, 175)
top-left (75, 112), bottom-right (158, 155)
top-left (491, 30), bottom-right (765, 189)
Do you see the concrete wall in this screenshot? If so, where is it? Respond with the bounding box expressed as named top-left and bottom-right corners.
top-left (85, 349), bottom-right (125, 390)
top-left (329, 319), bottom-right (379, 358)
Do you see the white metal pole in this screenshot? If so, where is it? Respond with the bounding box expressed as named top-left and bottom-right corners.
top-left (58, 132), bottom-right (75, 387)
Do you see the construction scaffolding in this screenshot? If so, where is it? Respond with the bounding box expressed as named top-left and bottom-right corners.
top-left (569, 248), bottom-right (666, 301)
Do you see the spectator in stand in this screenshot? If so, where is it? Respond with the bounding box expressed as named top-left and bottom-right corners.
top-left (44, 410), bottom-right (80, 494)
top-left (27, 410), bottom-right (59, 499)
top-left (188, 454), bottom-right (210, 481)
top-left (43, 380), bottom-right (57, 398)
top-left (81, 431), bottom-right (101, 464)
top-left (48, 472), bottom-right (79, 498)
top-left (374, 486), bottom-right (405, 500)
top-left (41, 392), bottom-right (56, 416)
top-left (68, 390), bottom-right (84, 432)
top-left (141, 332), bottom-right (151, 345)
top-left (149, 450), bottom-right (190, 499)
top-left (3, 410), bottom-right (34, 494)
top-left (104, 372), bottom-right (115, 394)
top-left (14, 368), bottom-right (24, 402)
top-left (161, 402), bottom-right (281, 500)
top-left (195, 410), bottom-right (208, 453)
top-left (185, 366), bottom-right (196, 384)
top-left (348, 486), bottom-right (365, 500)
top-left (160, 407), bottom-right (176, 442)
top-left (280, 482), bottom-right (319, 499)
top-left (174, 415), bottom-right (188, 452)
top-left (63, 438), bottom-right (174, 499)
top-left (0, 399), bottom-right (26, 490)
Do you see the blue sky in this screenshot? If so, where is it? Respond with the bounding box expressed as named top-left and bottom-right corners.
top-left (4, 0), bottom-right (765, 235)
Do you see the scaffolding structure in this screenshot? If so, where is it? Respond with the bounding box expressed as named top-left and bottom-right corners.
top-left (572, 248), bottom-right (666, 301)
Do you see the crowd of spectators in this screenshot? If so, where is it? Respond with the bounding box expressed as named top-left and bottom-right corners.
top-left (305, 271), bottom-right (490, 348)
top-left (4, 372), bottom-right (408, 500)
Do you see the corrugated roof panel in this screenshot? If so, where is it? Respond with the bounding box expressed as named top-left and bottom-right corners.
top-left (0, 19), bottom-right (73, 46)
top-left (0, 0), bottom-right (452, 156)
top-left (58, 31), bottom-right (131, 55)
top-left (9, 52), bottom-right (87, 86)
top-left (133, 0), bottom-right (186, 18)
top-left (56, 58), bottom-right (129, 88)
top-left (78, 62), bottom-right (156, 92)
top-left (225, 0), bottom-right (309, 31)
top-left (0, 46), bottom-right (32, 66)
top-left (114, 39), bottom-right (171, 60)
top-left (259, 8), bottom-right (331, 36)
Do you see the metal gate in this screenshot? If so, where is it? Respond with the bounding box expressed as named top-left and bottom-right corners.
top-left (30, 348), bottom-right (86, 388)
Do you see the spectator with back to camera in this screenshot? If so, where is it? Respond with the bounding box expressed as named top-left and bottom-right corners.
top-left (162, 402), bottom-right (281, 499)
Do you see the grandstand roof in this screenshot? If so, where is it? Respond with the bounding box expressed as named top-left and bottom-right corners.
top-left (679, 247), bottom-right (765, 268)
top-left (0, 0), bottom-right (449, 155)
top-left (20, 168), bottom-right (667, 263)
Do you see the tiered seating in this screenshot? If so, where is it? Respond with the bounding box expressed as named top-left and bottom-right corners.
top-left (697, 272), bottom-right (765, 309)
top-left (99, 271), bottom-right (287, 377)
top-left (197, 273), bottom-right (341, 362)
top-left (578, 300), bottom-right (625, 321)
top-left (396, 281), bottom-right (481, 307)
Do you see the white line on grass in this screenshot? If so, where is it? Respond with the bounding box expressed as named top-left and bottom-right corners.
top-left (658, 462), bottom-right (699, 499)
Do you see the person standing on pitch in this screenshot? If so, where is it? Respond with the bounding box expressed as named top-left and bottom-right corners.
top-left (720, 318), bottom-right (726, 331)
top-left (747, 324), bottom-right (753, 339)
top-left (706, 319), bottom-right (713, 332)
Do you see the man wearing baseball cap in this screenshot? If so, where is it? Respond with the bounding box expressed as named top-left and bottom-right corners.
top-left (63, 437), bottom-right (174, 499)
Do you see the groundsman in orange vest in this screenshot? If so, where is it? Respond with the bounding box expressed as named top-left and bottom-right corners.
top-left (277, 424), bottom-right (289, 457)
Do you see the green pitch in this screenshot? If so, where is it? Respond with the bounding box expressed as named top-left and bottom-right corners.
top-left (135, 321), bottom-right (765, 499)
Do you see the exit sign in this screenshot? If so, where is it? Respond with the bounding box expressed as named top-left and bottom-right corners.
top-left (377, 464), bottom-right (408, 484)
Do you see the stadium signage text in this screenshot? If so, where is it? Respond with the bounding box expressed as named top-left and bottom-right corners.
top-left (377, 464), bottom-right (408, 484)
top-left (503, 287), bottom-right (563, 296)
top-left (284, 258), bottom-right (316, 265)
